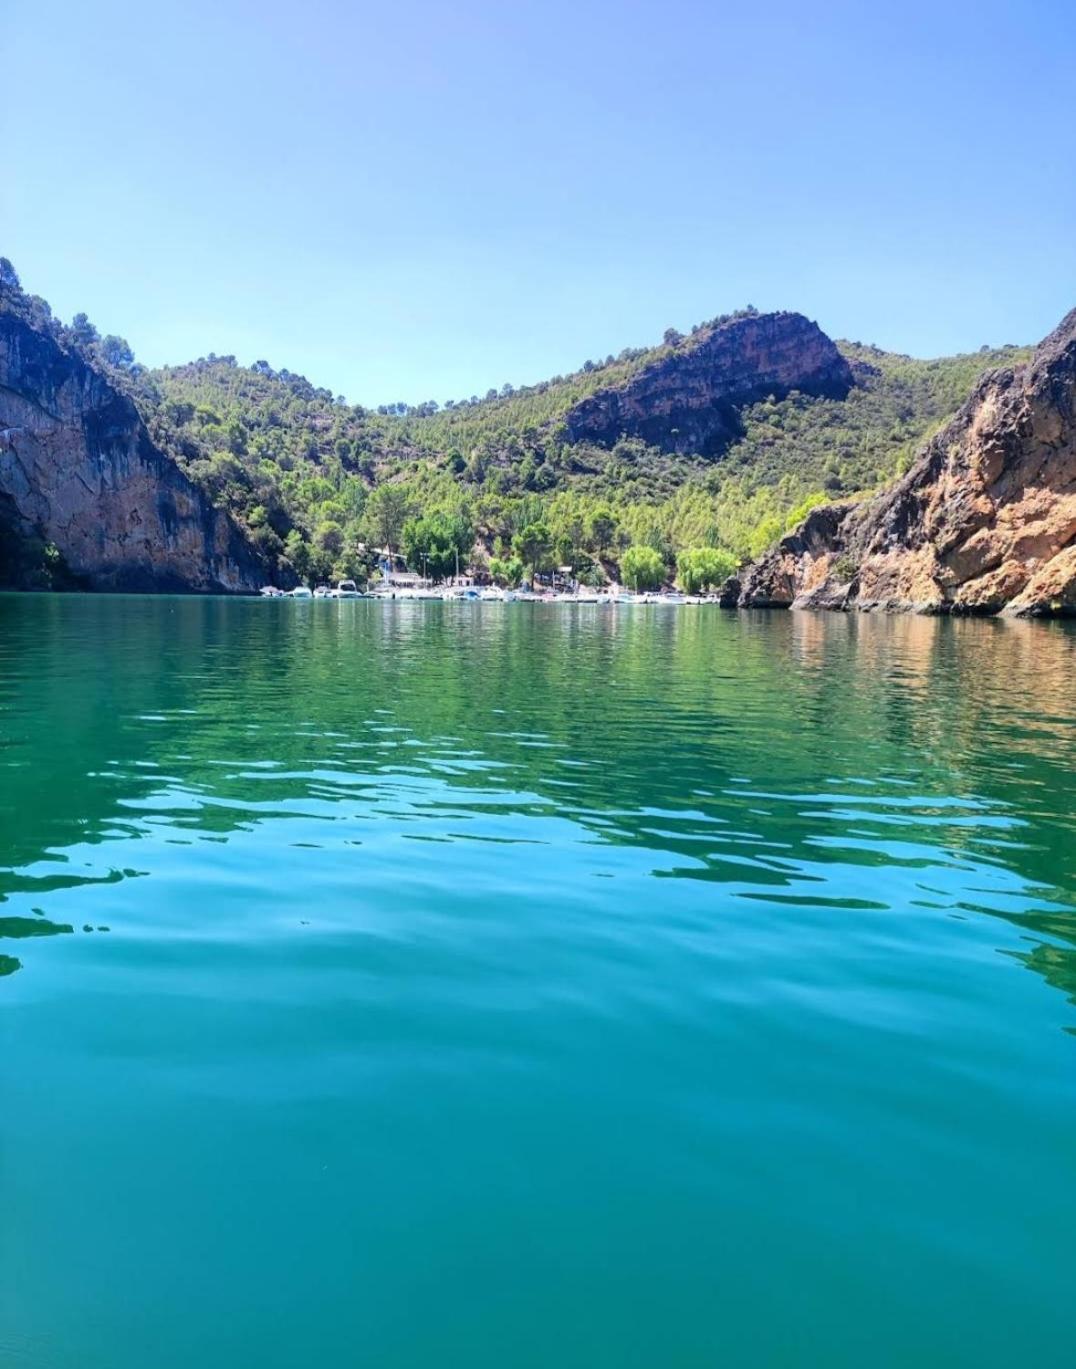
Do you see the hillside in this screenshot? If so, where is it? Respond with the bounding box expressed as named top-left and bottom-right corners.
top-left (143, 328), bottom-right (1028, 585)
top-left (0, 257), bottom-right (1031, 589)
top-left (729, 308), bottom-right (1076, 617)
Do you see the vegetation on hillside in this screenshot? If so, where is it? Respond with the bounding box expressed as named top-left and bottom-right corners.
top-left (136, 339), bottom-right (1026, 587)
top-left (1, 257), bottom-right (1030, 588)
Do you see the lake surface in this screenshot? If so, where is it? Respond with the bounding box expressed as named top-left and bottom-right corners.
top-left (2, 595), bottom-right (1075, 1368)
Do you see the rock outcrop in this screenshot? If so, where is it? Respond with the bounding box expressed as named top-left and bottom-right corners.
top-left (0, 306), bottom-right (267, 592)
top-left (732, 308), bottom-right (1076, 618)
top-left (563, 311), bottom-right (853, 456)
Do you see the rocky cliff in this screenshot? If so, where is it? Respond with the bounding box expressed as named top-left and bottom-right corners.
top-left (0, 306), bottom-right (267, 592)
top-left (729, 308), bottom-right (1076, 617)
top-left (563, 311), bottom-right (853, 455)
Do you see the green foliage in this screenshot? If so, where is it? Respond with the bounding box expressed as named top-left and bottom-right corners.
top-left (726, 342), bottom-right (1029, 498)
top-left (137, 316), bottom-right (1029, 584)
top-left (488, 555), bottom-right (524, 588)
top-left (364, 483), bottom-right (414, 553)
top-left (782, 491), bottom-right (829, 531)
top-left (620, 545), bottom-right (666, 591)
top-left (1, 260), bottom-right (1032, 585)
top-left (512, 521), bottom-right (553, 575)
top-left (100, 335), bottom-right (136, 369)
top-left (676, 547), bottom-right (738, 593)
top-left (586, 506), bottom-right (618, 557)
top-left (402, 508), bottom-right (473, 579)
top-left (69, 312), bottom-right (100, 348)
top-left (748, 514), bottom-right (784, 559)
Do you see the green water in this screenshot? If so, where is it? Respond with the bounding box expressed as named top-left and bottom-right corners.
top-left (2, 595), bottom-right (1075, 1368)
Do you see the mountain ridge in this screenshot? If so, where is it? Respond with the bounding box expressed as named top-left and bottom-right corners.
top-left (0, 257), bottom-right (1038, 592)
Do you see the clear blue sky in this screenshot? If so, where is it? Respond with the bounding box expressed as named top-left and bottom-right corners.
top-left (5, 0), bottom-right (1075, 404)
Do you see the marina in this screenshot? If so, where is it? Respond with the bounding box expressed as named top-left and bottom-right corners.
top-left (261, 581), bottom-right (721, 605)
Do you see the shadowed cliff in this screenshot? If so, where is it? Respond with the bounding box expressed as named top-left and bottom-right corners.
top-left (0, 292), bottom-right (267, 592)
top-left (563, 311), bottom-right (853, 456)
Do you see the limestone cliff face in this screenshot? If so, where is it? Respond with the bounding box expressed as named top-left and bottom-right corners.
top-left (731, 308), bottom-right (1076, 617)
top-left (0, 311), bottom-right (267, 592)
top-left (563, 312), bottom-right (853, 455)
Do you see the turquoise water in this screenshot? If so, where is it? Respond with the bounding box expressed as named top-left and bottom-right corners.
top-left (2, 594), bottom-right (1075, 1368)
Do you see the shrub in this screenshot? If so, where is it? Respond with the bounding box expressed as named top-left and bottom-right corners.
top-left (620, 545), bottom-right (666, 591)
top-left (676, 547), bottom-right (738, 594)
top-left (488, 555), bottom-right (524, 587)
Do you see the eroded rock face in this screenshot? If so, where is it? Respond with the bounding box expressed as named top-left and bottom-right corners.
top-left (734, 308), bottom-right (1076, 618)
top-left (0, 311), bottom-right (266, 592)
top-left (563, 312), bottom-right (853, 456)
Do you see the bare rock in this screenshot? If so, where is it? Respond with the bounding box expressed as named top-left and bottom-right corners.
top-left (734, 308), bottom-right (1076, 618)
top-left (563, 312), bottom-right (853, 456)
top-left (0, 309), bottom-right (267, 592)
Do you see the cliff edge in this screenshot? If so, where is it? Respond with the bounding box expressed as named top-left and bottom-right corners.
top-left (563, 311), bottom-right (853, 456)
top-left (0, 294), bottom-right (266, 592)
top-left (730, 308), bottom-right (1076, 617)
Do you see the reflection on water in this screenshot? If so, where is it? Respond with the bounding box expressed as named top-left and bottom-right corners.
top-left (3, 597), bottom-right (1074, 1004)
top-left (1, 595), bottom-right (1075, 1369)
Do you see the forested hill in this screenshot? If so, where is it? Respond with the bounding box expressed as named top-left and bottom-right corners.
top-left (141, 323), bottom-right (1027, 585)
top-left (0, 257), bottom-right (1030, 590)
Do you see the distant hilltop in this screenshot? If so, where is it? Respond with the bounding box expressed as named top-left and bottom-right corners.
top-left (563, 311), bottom-right (852, 455)
top-left (0, 255), bottom-right (1045, 601)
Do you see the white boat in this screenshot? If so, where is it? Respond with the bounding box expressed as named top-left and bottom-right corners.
top-left (313, 585), bottom-right (332, 598)
top-left (334, 579), bottom-right (361, 599)
top-left (290, 586), bottom-right (313, 599)
top-left (259, 586), bottom-right (284, 597)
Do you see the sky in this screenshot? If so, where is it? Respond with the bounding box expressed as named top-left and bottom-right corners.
top-left (5, 0), bottom-right (1075, 405)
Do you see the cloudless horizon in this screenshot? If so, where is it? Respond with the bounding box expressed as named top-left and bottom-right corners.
top-left (6, 0), bottom-right (1076, 404)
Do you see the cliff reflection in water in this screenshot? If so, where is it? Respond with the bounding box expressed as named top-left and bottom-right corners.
top-left (0, 594), bottom-right (1074, 1013)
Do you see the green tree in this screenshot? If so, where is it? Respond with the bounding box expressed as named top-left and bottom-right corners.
top-left (676, 547), bottom-right (738, 593)
top-left (314, 521), bottom-right (345, 558)
top-left (283, 529), bottom-right (312, 583)
top-left (100, 335), bottom-right (135, 369)
top-left (488, 555), bottom-right (524, 588)
top-left (586, 506), bottom-right (618, 558)
top-left (69, 312), bottom-right (100, 349)
top-left (748, 514), bottom-right (783, 559)
top-left (620, 544), bottom-right (666, 590)
top-left (512, 520), bottom-right (553, 576)
top-left (402, 508), bottom-right (473, 580)
top-left (364, 484), bottom-right (414, 555)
